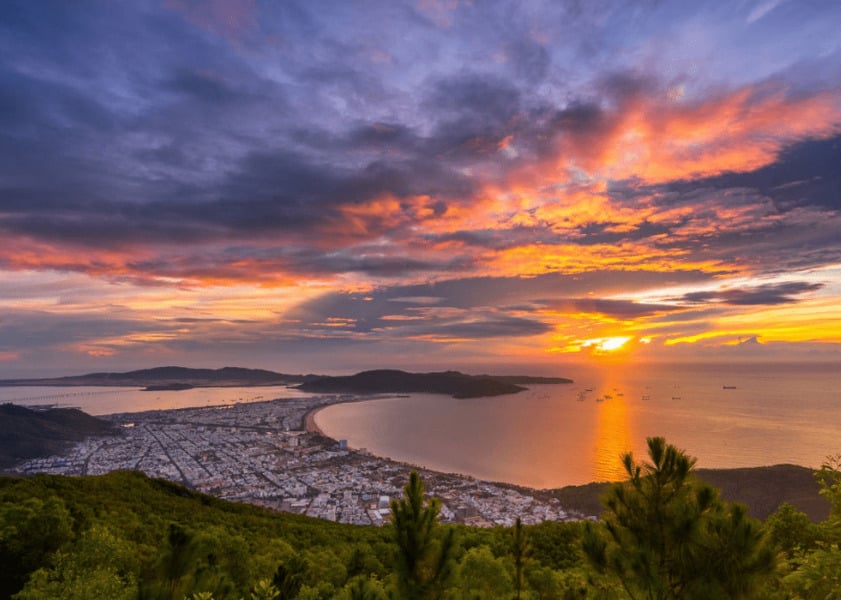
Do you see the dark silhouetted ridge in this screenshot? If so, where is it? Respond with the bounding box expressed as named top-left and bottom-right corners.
top-left (0, 404), bottom-right (116, 470)
top-left (0, 366), bottom-right (322, 388)
top-left (298, 369), bottom-right (571, 399)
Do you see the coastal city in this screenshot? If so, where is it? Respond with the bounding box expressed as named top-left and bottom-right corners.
top-left (13, 395), bottom-right (580, 526)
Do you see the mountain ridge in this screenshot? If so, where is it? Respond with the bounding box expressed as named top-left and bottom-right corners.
top-left (0, 366), bottom-right (321, 388)
top-left (298, 368), bottom-right (573, 398)
top-left (0, 403), bottom-right (116, 470)
top-left (0, 366), bottom-right (573, 398)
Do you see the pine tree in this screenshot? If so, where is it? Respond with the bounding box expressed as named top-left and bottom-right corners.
top-left (582, 437), bottom-right (774, 599)
top-left (510, 517), bottom-right (530, 600)
top-left (389, 471), bottom-right (455, 600)
top-left (271, 555), bottom-right (305, 600)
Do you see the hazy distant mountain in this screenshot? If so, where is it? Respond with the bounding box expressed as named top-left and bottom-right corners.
top-left (298, 369), bottom-right (572, 399)
top-left (0, 366), bottom-right (572, 398)
top-left (0, 366), bottom-right (322, 388)
top-left (0, 404), bottom-right (116, 470)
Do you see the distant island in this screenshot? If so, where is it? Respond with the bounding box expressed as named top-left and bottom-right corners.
top-left (142, 383), bottom-right (195, 392)
top-left (298, 369), bottom-right (573, 399)
top-left (0, 366), bottom-right (320, 388)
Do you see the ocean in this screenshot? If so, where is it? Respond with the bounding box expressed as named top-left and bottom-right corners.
top-left (313, 362), bottom-right (841, 488)
top-left (3, 362), bottom-right (839, 489)
top-left (0, 384), bottom-right (313, 415)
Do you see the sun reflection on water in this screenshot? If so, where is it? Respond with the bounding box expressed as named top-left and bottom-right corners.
top-left (591, 373), bottom-right (635, 482)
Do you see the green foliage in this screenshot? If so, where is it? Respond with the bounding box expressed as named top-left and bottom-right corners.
top-left (816, 454), bottom-right (841, 519)
top-left (337, 576), bottom-right (388, 600)
top-left (509, 517), bottom-right (530, 600)
top-left (250, 578), bottom-right (281, 600)
top-left (777, 455), bottom-right (841, 598)
top-left (816, 454), bottom-right (841, 543)
top-left (14, 524), bottom-right (138, 600)
top-left (583, 437), bottom-right (775, 599)
top-left (140, 521), bottom-right (244, 599)
top-left (765, 502), bottom-right (819, 559)
top-left (456, 545), bottom-right (513, 599)
top-left (0, 471), bottom-right (391, 600)
top-left (526, 520), bottom-right (582, 571)
top-left (389, 470), bottom-right (456, 600)
top-left (301, 547), bottom-right (347, 590)
top-left (782, 547), bottom-right (841, 599)
top-left (14, 457), bottom-right (839, 600)
top-left (272, 555), bottom-right (305, 599)
top-left (0, 494), bottom-right (74, 598)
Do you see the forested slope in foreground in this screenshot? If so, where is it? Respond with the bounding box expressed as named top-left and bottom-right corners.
top-left (2, 438), bottom-right (841, 599)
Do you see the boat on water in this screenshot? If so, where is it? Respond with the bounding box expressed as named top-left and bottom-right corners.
top-left (722, 385), bottom-right (737, 389)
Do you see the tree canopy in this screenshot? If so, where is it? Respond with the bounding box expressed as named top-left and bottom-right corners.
top-left (583, 437), bottom-right (775, 600)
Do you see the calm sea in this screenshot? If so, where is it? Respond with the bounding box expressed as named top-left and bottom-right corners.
top-left (0, 384), bottom-right (314, 415)
top-left (314, 362), bottom-right (841, 488)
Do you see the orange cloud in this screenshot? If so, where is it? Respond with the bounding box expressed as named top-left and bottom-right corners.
top-left (483, 241), bottom-right (725, 279)
top-left (510, 81), bottom-right (841, 190)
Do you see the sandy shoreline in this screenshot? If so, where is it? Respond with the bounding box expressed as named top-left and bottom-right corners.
top-left (304, 404), bottom-right (327, 436)
top-left (303, 394), bottom-right (402, 438)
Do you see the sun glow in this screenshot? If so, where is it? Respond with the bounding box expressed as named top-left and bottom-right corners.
top-left (583, 336), bottom-right (633, 353)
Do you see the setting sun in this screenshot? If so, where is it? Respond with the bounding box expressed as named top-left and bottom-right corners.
top-left (583, 336), bottom-right (633, 354)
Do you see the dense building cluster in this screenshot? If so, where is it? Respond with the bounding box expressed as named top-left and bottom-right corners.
top-left (14, 396), bottom-right (577, 525)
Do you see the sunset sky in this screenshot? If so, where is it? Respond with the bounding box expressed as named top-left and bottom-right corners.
top-left (1, 0), bottom-right (841, 377)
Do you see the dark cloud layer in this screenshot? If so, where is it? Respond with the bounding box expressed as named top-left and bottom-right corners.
top-left (1, 0), bottom-right (839, 283)
top-left (666, 135), bottom-right (841, 212)
top-left (1, 0), bottom-right (841, 371)
top-left (678, 282), bottom-right (824, 306)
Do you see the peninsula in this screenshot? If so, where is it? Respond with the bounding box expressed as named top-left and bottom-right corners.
top-left (298, 369), bottom-right (573, 398)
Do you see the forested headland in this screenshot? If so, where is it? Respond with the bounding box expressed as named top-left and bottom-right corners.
top-left (0, 404), bottom-right (116, 470)
top-left (2, 437), bottom-right (840, 599)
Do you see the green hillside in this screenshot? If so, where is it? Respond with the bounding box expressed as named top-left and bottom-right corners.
top-left (2, 441), bottom-right (841, 600)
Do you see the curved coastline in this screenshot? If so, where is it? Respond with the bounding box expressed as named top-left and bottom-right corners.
top-left (305, 393), bottom-right (413, 439)
top-left (304, 403), bottom-right (328, 436)
top-left (302, 396), bottom-right (830, 522)
top-left (304, 396), bottom-right (553, 498)
top-left (304, 394), bottom-right (490, 482)
top-left (304, 394), bottom-right (395, 440)
top-left (304, 394), bottom-right (404, 461)
top-left (302, 393), bottom-right (572, 495)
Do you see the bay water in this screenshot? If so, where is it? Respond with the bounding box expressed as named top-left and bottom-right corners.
top-left (314, 362), bottom-right (841, 488)
top-left (0, 384), bottom-right (313, 415)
